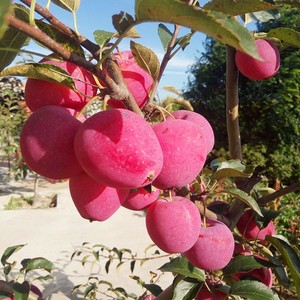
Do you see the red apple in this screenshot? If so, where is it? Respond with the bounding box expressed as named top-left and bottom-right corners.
top-left (196, 284), bottom-right (228, 300)
top-left (122, 187), bottom-right (160, 211)
top-left (25, 57), bottom-right (98, 111)
top-left (69, 172), bottom-right (129, 221)
top-left (74, 108), bottom-right (163, 189)
top-left (152, 119), bottom-right (207, 190)
top-left (184, 219), bottom-right (234, 271)
top-left (237, 210), bottom-right (276, 240)
top-left (167, 110), bottom-right (215, 155)
top-left (20, 105), bottom-right (83, 179)
top-left (146, 196), bottom-right (202, 253)
top-left (107, 51), bottom-right (153, 109)
top-left (235, 39), bottom-right (280, 80)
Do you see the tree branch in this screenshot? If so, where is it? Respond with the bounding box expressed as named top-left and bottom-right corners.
top-left (226, 45), bottom-right (242, 161)
top-left (258, 181), bottom-right (300, 206)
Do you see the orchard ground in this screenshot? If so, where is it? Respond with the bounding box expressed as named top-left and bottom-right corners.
top-left (0, 160), bottom-right (172, 299)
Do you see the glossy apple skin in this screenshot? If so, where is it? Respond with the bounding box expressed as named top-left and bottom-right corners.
top-left (152, 119), bottom-right (207, 190)
top-left (184, 219), bottom-right (234, 271)
top-left (25, 57), bottom-right (98, 111)
top-left (146, 196), bottom-right (201, 253)
top-left (122, 187), bottom-right (160, 211)
top-left (167, 110), bottom-right (215, 155)
top-left (69, 172), bottom-right (129, 221)
top-left (235, 39), bottom-right (280, 80)
top-left (108, 51), bottom-right (153, 109)
top-left (20, 105), bottom-right (83, 179)
top-left (74, 108), bottom-right (163, 189)
top-left (237, 210), bottom-right (276, 240)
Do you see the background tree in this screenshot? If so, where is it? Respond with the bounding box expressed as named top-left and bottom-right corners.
top-left (184, 7), bottom-right (300, 184)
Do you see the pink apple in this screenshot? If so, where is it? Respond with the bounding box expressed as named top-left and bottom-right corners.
top-left (69, 172), bottom-right (129, 221)
top-left (146, 196), bottom-right (201, 253)
top-left (237, 210), bottom-right (276, 240)
top-left (74, 108), bottom-right (163, 189)
top-left (20, 105), bottom-right (83, 179)
top-left (167, 110), bottom-right (215, 155)
top-left (107, 51), bottom-right (153, 109)
top-left (152, 119), bottom-right (207, 190)
top-left (235, 39), bottom-right (280, 80)
top-left (25, 56), bottom-right (98, 111)
top-left (196, 284), bottom-right (228, 300)
top-left (184, 219), bottom-right (234, 271)
top-left (122, 187), bottom-right (160, 211)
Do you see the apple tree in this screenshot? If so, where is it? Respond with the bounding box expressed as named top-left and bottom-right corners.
top-left (0, 0), bottom-right (300, 299)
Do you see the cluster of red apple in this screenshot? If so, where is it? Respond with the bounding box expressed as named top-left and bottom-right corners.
top-left (19, 45), bottom-right (278, 299)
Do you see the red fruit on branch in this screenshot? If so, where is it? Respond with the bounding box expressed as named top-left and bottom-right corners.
top-left (167, 110), bottom-right (215, 155)
top-left (237, 210), bottom-right (276, 240)
top-left (108, 51), bottom-right (153, 109)
top-left (146, 196), bottom-right (201, 253)
top-left (152, 119), bottom-right (207, 190)
top-left (184, 219), bottom-right (234, 271)
top-left (235, 39), bottom-right (280, 80)
top-left (20, 105), bottom-right (83, 179)
top-left (74, 108), bottom-right (163, 189)
top-left (25, 57), bottom-right (98, 111)
top-left (195, 284), bottom-right (228, 300)
top-left (69, 172), bottom-right (129, 221)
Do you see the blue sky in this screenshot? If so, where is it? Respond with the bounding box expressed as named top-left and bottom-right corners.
top-left (15, 0), bottom-right (207, 99)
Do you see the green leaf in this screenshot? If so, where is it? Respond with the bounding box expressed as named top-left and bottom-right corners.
top-left (0, 0), bottom-right (11, 40)
top-left (0, 4), bottom-right (30, 71)
top-left (269, 255), bottom-right (291, 288)
top-left (112, 11), bottom-right (140, 38)
top-left (223, 255), bottom-right (273, 275)
top-left (51, 0), bottom-right (80, 12)
top-left (135, 0), bottom-right (261, 59)
top-left (172, 276), bottom-right (201, 300)
top-left (130, 40), bottom-right (160, 81)
top-left (1, 244), bottom-right (25, 266)
top-left (21, 257), bottom-right (54, 273)
top-left (255, 208), bottom-right (280, 229)
top-left (142, 284), bottom-right (163, 296)
top-left (266, 235), bottom-right (300, 298)
top-left (0, 63), bottom-right (76, 90)
top-left (267, 27), bottom-right (300, 48)
top-left (176, 32), bottom-right (193, 50)
top-left (211, 168), bottom-right (250, 181)
top-left (203, 0), bottom-right (279, 16)
top-left (275, 0), bottom-right (300, 9)
top-left (13, 281), bottom-right (30, 300)
top-left (35, 20), bottom-right (84, 56)
top-left (230, 280), bottom-right (280, 299)
top-left (210, 159), bottom-right (246, 172)
top-left (248, 9), bottom-right (281, 23)
top-left (93, 30), bottom-right (115, 49)
top-left (158, 23), bottom-right (172, 51)
top-left (159, 256), bottom-right (205, 281)
top-left (222, 187), bottom-right (263, 216)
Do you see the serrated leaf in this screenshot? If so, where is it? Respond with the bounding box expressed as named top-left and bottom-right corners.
top-left (0, 63), bottom-right (76, 90)
top-left (51, 0), bottom-right (80, 12)
top-left (211, 168), bottom-right (250, 181)
top-left (135, 0), bottom-right (261, 59)
top-left (13, 281), bottom-right (30, 300)
top-left (266, 235), bottom-right (300, 298)
top-left (130, 40), bottom-right (160, 81)
top-left (230, 280), bottom-right (280, 299)
top-left (1, 244), bottom-right (25, 266)
top-left (267, 27), bottom-right (300, 48)
top-left (172, 276), bottom-right (201, 300)
top-left (158, 23), bottom-right (172, 51)
top-left (35, 20), bottom-right (84, 56)
top-left (223, 255), bottom-right (273, 275)
top-left (0, 0), bottom-right (11, 40)
top-left (159, 256), bottom-right (205, 281)
top-left (203, 0), bottom-right (279, 16)
top-left (93, 30), bottom-right (115, 49)
top-left (21, 257), bottom-right (54, 273)
top-left (222, 187), bottom-right (263, 216)
top-left (112, 11), bottom-right (139, 38)
top-left (0, 4), bottom-right (30, 71)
